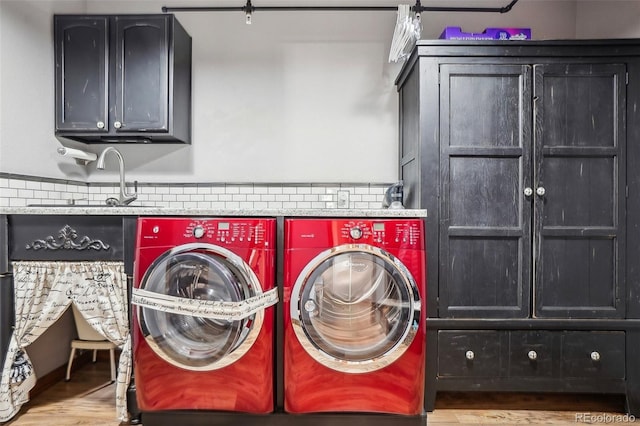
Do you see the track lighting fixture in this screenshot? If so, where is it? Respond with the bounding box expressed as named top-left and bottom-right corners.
top-left (162, 0), bottom-right (521, 16)
top-left (244, 0), bottom-right (254, 24)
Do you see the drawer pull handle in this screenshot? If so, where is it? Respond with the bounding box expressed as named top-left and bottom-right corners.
top-left (465, 350), bottom-right (475, 361)
top-left (528, 350), bottom-right (538, 361)
top-left (591, 351), bottom-right (601, 361)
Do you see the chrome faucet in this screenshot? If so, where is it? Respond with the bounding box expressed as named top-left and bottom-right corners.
top-left (96, 147), bottom-right (137, 206)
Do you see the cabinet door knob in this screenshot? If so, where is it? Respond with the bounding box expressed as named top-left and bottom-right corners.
top-left (590, 351), bottom-right (601, 361)
top-left (524, 187), bottom-right (533, 197)
top-left (536, 187), bottom-right (546, 196)
top-left (528, 350), bottom-right (538, 361)
top-left (465, 350), bottom-right (475, 360)
top-left (114, 121), bottom-right (122, 129)
top-left (96, 121), bottom-right (105, 129)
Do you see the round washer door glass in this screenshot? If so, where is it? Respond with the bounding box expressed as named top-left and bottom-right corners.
top-left (290, 244), bottom-right (420, 373)
top-left (138, 243), bottom-right (264, 371)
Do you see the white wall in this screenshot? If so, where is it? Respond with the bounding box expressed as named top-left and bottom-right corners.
top-left (576, 1), bottom-right (640, 38)
top-left (0, 0), bottom-right (638, 184)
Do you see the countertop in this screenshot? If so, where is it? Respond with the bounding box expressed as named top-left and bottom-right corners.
top-left (0, 206), bottom-right (427, 217)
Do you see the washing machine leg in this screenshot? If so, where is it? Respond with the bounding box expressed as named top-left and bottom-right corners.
top-left (127, 379), bottom-right (141, 424)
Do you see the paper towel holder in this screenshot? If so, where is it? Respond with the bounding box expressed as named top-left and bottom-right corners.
top-left (57, 146), bottom-right (98, 166)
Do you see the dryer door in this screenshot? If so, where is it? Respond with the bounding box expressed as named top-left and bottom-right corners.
top-left (290, 244), bottom-right (421, 373)
top-left (137, 243), bottom-right (264, 371)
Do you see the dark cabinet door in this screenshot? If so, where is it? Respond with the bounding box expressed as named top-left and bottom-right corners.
top-left (534, 63), bottom-right (626, 319)
top-left (112, 16), bottom-right (169, 133)
top-left (439, 64), bottom-right (533, 318)
top-left (438, 61), bottom-right (626, 320)
top-left (54, 16), bottom-right (109, 133)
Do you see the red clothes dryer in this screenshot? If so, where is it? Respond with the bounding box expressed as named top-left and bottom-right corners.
top-left (132, 217), bottom-right (276, 413)
top-left (283, 218), bottom-right (426, 415)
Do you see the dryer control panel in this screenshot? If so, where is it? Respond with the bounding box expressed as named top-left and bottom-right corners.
top-left (137, 217), bottom-right (275, 249)
top-left (286, 218), bottom-right (424, 249)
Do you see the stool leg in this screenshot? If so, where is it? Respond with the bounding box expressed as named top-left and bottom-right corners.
top-left (66, 347), bottom-right (76, 381)
top-left (109, 348), bottom-right (116, 382)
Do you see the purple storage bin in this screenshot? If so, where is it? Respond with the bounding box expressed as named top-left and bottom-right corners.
top-left (439, 26), bottom-right (531, 40)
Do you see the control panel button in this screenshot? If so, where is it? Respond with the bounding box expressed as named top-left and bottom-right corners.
top-left (193, 226), bottom-right (205, 239)
top-left (349, 226), bottom-right (363, 240)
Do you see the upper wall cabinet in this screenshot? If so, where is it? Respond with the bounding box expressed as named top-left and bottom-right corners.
top-left (54, 14), bottom-right (192, 144)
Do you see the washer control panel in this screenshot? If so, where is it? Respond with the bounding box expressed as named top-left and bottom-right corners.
top-left (139, 218), bottom-right (275, 248)
top-left (336, 219), bottom-right (423, 248)
top-left (183, 220), bottom-right (268, 246)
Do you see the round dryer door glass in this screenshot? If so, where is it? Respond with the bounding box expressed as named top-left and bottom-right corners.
top-left (291, 244), bottom-right (421, 373)
top-left (138, 244), bottom-right (264, 371)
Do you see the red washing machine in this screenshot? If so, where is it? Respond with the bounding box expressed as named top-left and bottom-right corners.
top-left (283, 218), bottom-right (426, 415)
top-left (132, 217), bottom-right (276, 414)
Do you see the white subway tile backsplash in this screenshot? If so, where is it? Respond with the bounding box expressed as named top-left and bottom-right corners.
top-left (25, 181), bottom-right (41, 190)
top-left (18, 189), bottom-right (34, 198)
top-left (282, 187), bottom-right (297, 194)
top-left (296, 186), bottom-right (312, 194)
top-left (1, 188), bottom-right (17, 198)
top-left (0, 176), bottom-right (391, 210)
top-left (183, 187), bottom-right (198, 195)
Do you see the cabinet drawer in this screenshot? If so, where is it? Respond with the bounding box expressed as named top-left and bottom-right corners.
top-left (9, 215), bottom-right (123, 261)
top-left (561, 331), bottom-right (625, 379)
top-left (438, 330), bottom-right (504, 377)
top-left (508, 331), bottom-right (557, 377)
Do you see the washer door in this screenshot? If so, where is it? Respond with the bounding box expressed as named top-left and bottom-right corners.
top-left (138, 243), bottom-right (264, 371)
top-left (290, 244), bottom-right (421, 373)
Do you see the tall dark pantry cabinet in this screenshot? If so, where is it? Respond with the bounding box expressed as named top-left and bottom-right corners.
top-left (396, 40), bottom-right (640, 414)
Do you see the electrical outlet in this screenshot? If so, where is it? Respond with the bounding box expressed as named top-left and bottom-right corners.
top-left (337, 190), bottom-right (350, 209)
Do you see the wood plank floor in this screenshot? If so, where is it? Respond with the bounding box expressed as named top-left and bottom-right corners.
top-left (4, 361), bottom-right (631, 425)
